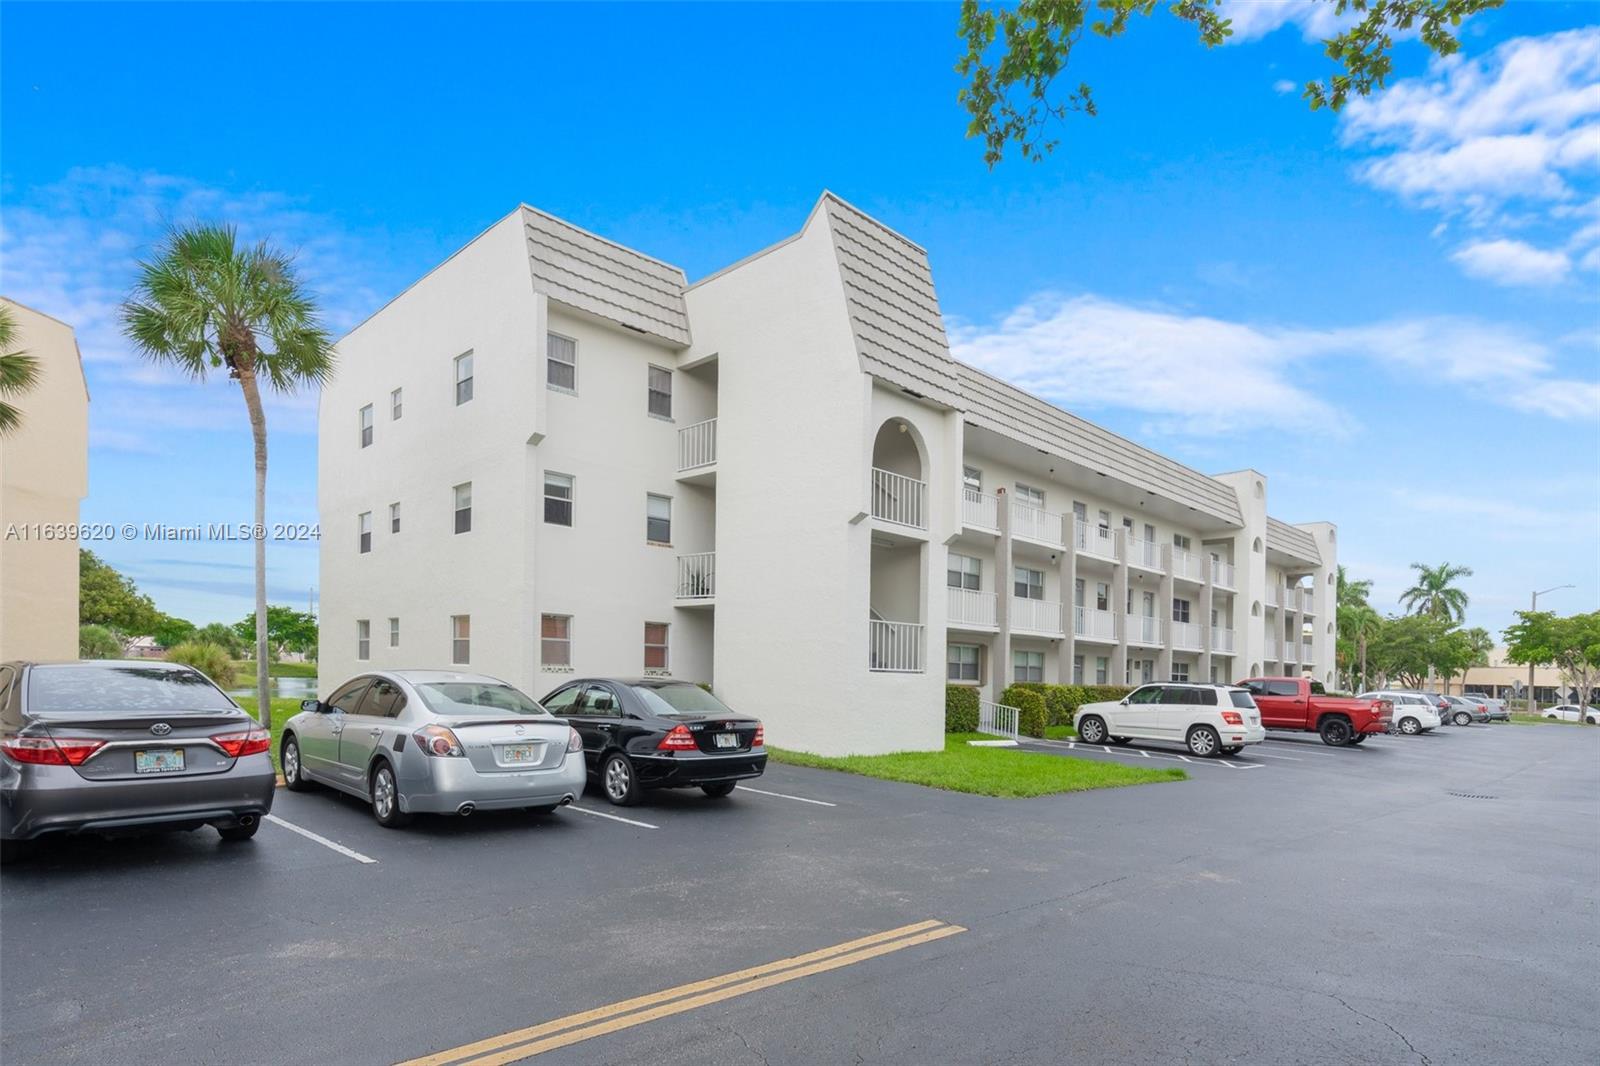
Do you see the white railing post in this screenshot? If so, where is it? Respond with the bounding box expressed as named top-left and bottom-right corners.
top-left (979, 699), bottom-right (1021, 738)
top-left (869, 619), bottom-right (924, 672)
top-left (961, 487), bottom-right (998, 531)
top-left (677, 418), bottom-right (717, 471)
top-left (871, 468), bottom-right (927, 530)
top-left (676, 552), bottom-right (716, 599)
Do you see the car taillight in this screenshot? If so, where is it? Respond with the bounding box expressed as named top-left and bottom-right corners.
top-left (214, 728), bottom-right (271, 758)
top-left (752, 723), bottom-right (764, 747)
top-left (1, 736), bottom-right (104, 765)
top-left (657, 724), bottom-right (697, 751)
top-left (1221, 711), bottom-right (1244, 726)
top-left (412, 725), bottom-right (464, 757)
top-left (566, 727), bottom-right (583, 753)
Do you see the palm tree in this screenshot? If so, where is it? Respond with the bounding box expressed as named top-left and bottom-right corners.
top-left (1339, 603), bottom-right (1382, 692)
top-left (121, 225), bottom-right (334, 729)
top-left (1399, 562), bottom-right (1473, 624)
top-left (0, 303), bottom-right (42, 436)
top-left (1336, 565), bottom-right (1372, 611)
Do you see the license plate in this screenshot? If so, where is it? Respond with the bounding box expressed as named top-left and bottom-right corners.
top-left (135, 748), bottom-right (184, 774)
top-left (714, 733), bottom-right (739, 749)
top-left (499, 745), bottom-right (537, 764)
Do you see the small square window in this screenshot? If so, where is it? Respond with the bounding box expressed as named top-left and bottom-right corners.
top-left (962, 466), bottom-right (982, 493)
top-left (359, 405), bottom-right (373, 448)
top-left (454, 482), bottom-right (472, 534)
top-left (1012, 650), bottom-right (1044, 684)
top-left (1014, 483), bottom-right (1045, 509)
top-left (391, 388), bottom-right (403, 420)
top-left (390, 502), bottom-right (401, 534)
top-left (647, 365), bottom-right (672, 419)
top-left (947, 554), bottom-right (980, 591)
top-left (547, 333), bottom-right (577, 393)
top-left (947, 643), bottom-right (980, 682)
top-left (1173, 532), bottom-right (1191, 552)
top-left (644, 622), bottom-right (669, 671)
top-left (1173, 598), bottom-right (1191, 623)
top-left (1094, 656), bottom-right (1109, 685)
top-left (454, 352), bottom-right (474, 405)
top-left (541, 614), bottom-right (571, 666)
top-left (358, 512), bottom-right (372, 554)
top-left (1171, 662), bottom-right (1191, 683)
top-left (545, 472), bottom-right (574, 526)
top-left (451, 615), bottom-right (471, 665)
top-left (1014, 567), bottom-right (1044, 600)
top-left (388, 617), bottom-right (400, 648)
top-left (356, 620), bottom-right (370, 661)
top-left (646, 494), bottom-right (672, 544)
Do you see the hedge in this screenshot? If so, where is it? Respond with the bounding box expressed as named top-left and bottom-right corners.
top-left (999, 685), bottom-right (1048, 739)
top-left (945, 684), bottom-right (980, 733)
top-left (164, 642), bottom-right (237, 688)
top-left (1005, 683), bottom-right (1134, 726)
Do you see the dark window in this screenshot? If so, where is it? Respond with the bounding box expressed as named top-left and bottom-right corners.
top-left (359, 405), bottom-right (374, 448)
top-left (545, 473), bottom-right (573, 526)
top-left (542, 686), bottom-right (582, 715)
top-left (1229, 690), bottom-right (1257, 710)
top-left (630, 683), bottom-right (736, 718)
top-left (547, 333), bottom-right (577, 391)
top-left (1267, 680), bottom-right (1300, 697)
top-left (1126, 686), bottom-right (1163, 705)
top-left (646, 495), bottom-right (671, 544)
top-left (357, 678), bottom-right (407, 718)
top-left (1172, 599), bottom-right (1191, 623)
top-left (583, 684), bottom-right (619, 715)
top-left (328, 678), bottom-right (372, 715)
top-left (454, 352), bottom-right (474, 405)
top-left (1309, 681), bottom-right (1328, 695)
top-left (648, 366), bottom-right (672, 418)
top-left (454, 483), bottom-right (472, 534)
top-left (1160, 687), bottom-right (1198, 705)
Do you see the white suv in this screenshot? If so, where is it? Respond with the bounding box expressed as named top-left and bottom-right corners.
top-left (1358, 691), bottom-right (1441, 734)
top-left (1074, 683), bottom-right (1265, 757)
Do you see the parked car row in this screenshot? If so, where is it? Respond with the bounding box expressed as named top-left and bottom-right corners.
top-left (1542, 704), bottom-right (1600, 725)
top-left (0, 661), bottom-right (768, 858)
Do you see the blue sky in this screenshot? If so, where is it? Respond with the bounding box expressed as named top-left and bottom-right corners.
top-left (3, 1), bottom-right (1597, 635)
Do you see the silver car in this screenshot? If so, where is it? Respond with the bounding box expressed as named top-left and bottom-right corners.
top-left (281, 670), bottom-right (586, 827)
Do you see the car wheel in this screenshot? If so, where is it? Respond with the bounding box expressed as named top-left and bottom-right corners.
top-left (1109, 735), bottom-right (1133, 745)
top-left (281, 734), bottom-right (311, 791)
top-left (1187, 725), bottom-right (1221, 757)
top-left (1348, 734), bottom-right (1367, 745)
top-left (1454, 711), bottom-right (1472, 726)
top-left (1319, 717), bottom-right (1353, 746)
top-left (1078, 716), bottom-right (1108, 744)
top-left (370, 762), bottom-right (413, 828)
top-left (702, 782), bottom-right (737, 798)
top-left (217, 820), bottom-right (259, 842)
top-left (0, 838), bottom-right (32, 864)
top-left (1399, 717), bottom-right (1420, 735)
top-left (601, 752), bottom-right (642, 807)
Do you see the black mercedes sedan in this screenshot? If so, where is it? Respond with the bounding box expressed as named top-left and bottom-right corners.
top-left (539, 678), bottom-right (765, 806)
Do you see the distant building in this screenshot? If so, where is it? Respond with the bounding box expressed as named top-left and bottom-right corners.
top-left (0, 298), bottom-right (89, 663)
top-left (1461, 646), bottom-right (1574, 705)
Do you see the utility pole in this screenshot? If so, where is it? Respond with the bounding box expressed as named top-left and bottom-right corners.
top-left (1528, 585), bottom-right (1574, 716)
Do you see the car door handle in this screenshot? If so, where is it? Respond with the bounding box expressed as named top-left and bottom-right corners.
top-left (331, 728), bottom-right (343, 735)
top-left (368, 728), bottom-right (382, 737)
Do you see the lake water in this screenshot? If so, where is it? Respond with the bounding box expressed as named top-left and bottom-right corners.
top-left (227, 675), bottom-right (318, 699)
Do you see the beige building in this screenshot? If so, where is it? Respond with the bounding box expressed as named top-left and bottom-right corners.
top-left (0, 298), bottom-right (89, 662)
top-left (1461, 646), bottom-right (1574, 705)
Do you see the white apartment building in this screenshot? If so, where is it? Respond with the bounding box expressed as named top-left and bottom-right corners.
top-left (319, 193), bottom-right (1336, 756)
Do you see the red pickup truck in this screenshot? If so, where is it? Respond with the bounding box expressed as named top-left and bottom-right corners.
top-left (1237, 677), bottom-right (1392, 746)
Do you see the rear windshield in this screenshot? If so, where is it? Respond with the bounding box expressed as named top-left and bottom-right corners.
top-left (630, 684), bottom-right (734, 718)
top-left (414, 682), bottom-right (548, 717)
top-left (1309, 681), bottom-right (1327, 695)
top-left (27, 665), bottom-right (236, 715)
top-left (1228, 691), bottom-right (1257, 710)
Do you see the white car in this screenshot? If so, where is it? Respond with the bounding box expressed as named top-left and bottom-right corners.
top-left (1074, 683), bottom-right (1265, 757)
top-left (1359, 691), bottom-right (1441, 735)
top-left (1543, 704), bottom-right (1600, 725)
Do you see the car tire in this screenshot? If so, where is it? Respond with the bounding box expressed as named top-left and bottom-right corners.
top-left (1187, 725), bottom-right (1221, 757)
top-left (217, 821), bottom-right (260, 842)
top-left (1109, 735), bottom-right (1132, 745)
top-left (1078, 716), bottom-right (1108, 744)
top-left (1348, 734), bottom-right (1367, 745)
top-left (702, 782), bottom-right (737, 798)
top-left (1319, 716), bottom-right (1353, 746)
top-left (601, 752), bottom-right (642, 807)
top-left (281, 734), bottom-right (311, 791)
top-left (0, 838), bottom-right (32, 864)
top-left (370, 762), bottom-right (413, 828)
top-left (1454, 711), bottom-right (1472, 726)
top-left (1399, 717), bottom-right (1420, 735)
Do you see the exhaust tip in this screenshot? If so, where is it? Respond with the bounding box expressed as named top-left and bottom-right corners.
top-left (457, 802), bottom-right (476, 817)
top-left (559, 795), bottom-right (574, 807)
top-left (238, 814), bottom-right (258, 828)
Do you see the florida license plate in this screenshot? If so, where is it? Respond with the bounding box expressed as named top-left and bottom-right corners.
top-left (500, 745), bottom-right (537, 764)
top-left (135, 748), bottom-right (184, 774)
top-left (714, 733), bottom-right (738, 749)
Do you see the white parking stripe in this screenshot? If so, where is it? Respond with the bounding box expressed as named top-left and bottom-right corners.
top-left (264, 814), bottom-right (378, 864)
top-left (566, 805), bottom-right (659, 830)
top-left (735, 785), bottom-right (837, 807)
top-left (1247, 750), bottom-right (1304, 761)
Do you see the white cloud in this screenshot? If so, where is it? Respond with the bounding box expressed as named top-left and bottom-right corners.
top-left (1338, 28), bottom-right (1600, 287)
top-left (1451, 238), bottom-right (1572, 286)
top-left (1221, 1), bottom-right (1357, 43)
top-left (1273, 79), bottom-right (1298, 96)
top-left (948, 293), bottom-right (1600, 438)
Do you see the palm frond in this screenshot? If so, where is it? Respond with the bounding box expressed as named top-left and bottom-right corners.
top-left (0, 352), bottom-right (40, 395)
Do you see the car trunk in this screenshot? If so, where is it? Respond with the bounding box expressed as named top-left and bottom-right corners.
top-left (675, 716), bottom-right (760, 754)
top-left (36, 713), bottom-right (253, 781)
top-left (440, 717), bottom-right (572, 773)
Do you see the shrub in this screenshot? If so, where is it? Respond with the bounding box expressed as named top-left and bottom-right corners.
top-left (165, 642), bottom-right (236, 688)
top-left (1000, 684), bottom-right (1048, 739)
top-left (195, 622), bottom-right (247, 658)
top-left (79, 624), bottom-right (122, 660)
top-left (1040, 685), bottom-right (1080, 726)
top-left (945, 684), bottom-right (980, 733)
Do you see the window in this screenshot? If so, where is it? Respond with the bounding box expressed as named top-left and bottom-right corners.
top-left (1073, 578), bottom-right (1085, 607)
top-left (1171, 662), bottom-right (1191, 682)
top-left (1013, 650), bottom-right (1044, 683)
top-left (542, 614), bottom-right (572, 666)
top-left (391, 388), bottom-right (403, 420)
top-left (454, 482), bottom-right (472, 534)
top-left (1072, 655), bottom-right (1084, 684)
top-left (542, 686), bottom-right (581, 714)
top-left (1127, 685), bottom-right (1163, 704)
top-left (451, 615), bottom-right (471, 665)
top-left (1015, 482), bottom-right (1045, 508)
top-left (1094, 656), bottom-right (1109, 684)
top-left (948, 554), bottom-right (981, 591)
top-left (1095, 582), bottom-right (1110, 611)
top-left (358, 678), bottom-right (407, 718)
top-left (356, 620), bottom-right (370, 661)
top-left (359, 405), bottom-right (373, 448)
top-left (454, 352), bottom-right (473, 405)
top-left (644, 623), bottom-right (669, 671)
top-left (647, 365), bottom-right (672, 418)
top-left (1122, 517), bottom-right (1134, 534)
top-left (544, 472), bottom-right (574, 526)
top-left (1173, 598), bottom-right (1191, 623)
top-left (390, 502), bottom-right (401, 534)
top-left (646, 494), bottom-right (672, 544)
top-left (388, 617), bottom-right (400, 648)
top-left (329, 678), bottom-right (371, 714)
top-left (1072, 501), bottom-right (1087, 522)
top-left (1014, 567), bottom-right (1044, 600)
top-left (358, 512), bottom-right (372, 554)
top-left (1173, 533), bottom-right (1191, 552)
top-left (963, 466), bottom-right (982, 494)
top-left (1097, 509), bottom-right (1111, 533)
top-left (547, 332), bottom-right (577, 392)
top-left (947, 643), bottom-right (980, 682)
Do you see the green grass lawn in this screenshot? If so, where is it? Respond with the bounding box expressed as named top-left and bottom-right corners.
top-left (1043, 724), bottom-right (1077, 740)
top-left (1507, 713), bottom-right (1582, 726)
top-left (768, 734), bottom-right (1184, 798)
top-left (233, 695), bottom-right (301, 774)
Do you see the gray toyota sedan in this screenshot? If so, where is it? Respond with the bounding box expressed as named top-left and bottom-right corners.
top-left (281, 670), bottom-right (586, 827)
top-left (0, 660), bottom-right (277, 862)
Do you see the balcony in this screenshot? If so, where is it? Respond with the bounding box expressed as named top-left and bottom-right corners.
top-left (869, 619), bottom-right (924, 673)
top-left (1265, 634), bottom-right (1280, 659)
top-left (1301, 638), bottom-right (1314, 662)
top-left (1012, 596), bottom-right (1064, 637)
top-left (1074, 520), bottom-right (1117, 561)
top-left (947, 586), bottom-right (997, 630)
top-left (1301, 589), bottom-right (1316, 615)
top-left (1209, 627), bottom-right (1237, 655)
top-left (1210, 559), bottom-right (1236, 589)
top-left (1011, 499), bottom-right (1067, 548)
top-left (1171, 620), bottom-right (1202, 651)
top-left (961, 487), bottom-right (999, 532)
top-left (1282, 587), bottom-right (1302, 612)
top-left (1127, 538), bottom-right (1162, 571)
top-left (1074, 606), bottom-right (1118, 642)
top-left (1172, 549), bottom-right (1204, 583)
top-left (677, 417), bottom-right (717, 474)
top-left (1126, 613), bottom-right (1160, 647)
top-left (675, 552), bottom-right (715, 602)
top-left (1265, 586), bottom-right (1280, 609)
top-left (871, 468), bottom-right (926, 530)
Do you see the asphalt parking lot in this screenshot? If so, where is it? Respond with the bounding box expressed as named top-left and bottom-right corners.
top-left (3, 724), bottom-right (1597, 1066)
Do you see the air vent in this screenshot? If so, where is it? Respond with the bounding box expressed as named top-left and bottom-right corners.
top-left (1447, 791), bottom-right (1497, 800)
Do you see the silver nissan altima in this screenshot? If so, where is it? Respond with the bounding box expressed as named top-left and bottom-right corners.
top-left (280, 670), bottom-right (585, 827)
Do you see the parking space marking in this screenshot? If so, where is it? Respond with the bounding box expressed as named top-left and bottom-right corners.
top-left (564, 805), bottom-right (659, 830)
top-left (397, 919), bottom-right (965, 1066)
top-left (1027, 739), bottom-right (1266, 771)
top-left (735, 785), bottom-right (837, 807)
top-left (263, 814), bottom-right (378, 864)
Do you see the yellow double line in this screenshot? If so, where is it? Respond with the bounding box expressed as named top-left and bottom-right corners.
top-left (398, 918), bottom-right (965, 1066)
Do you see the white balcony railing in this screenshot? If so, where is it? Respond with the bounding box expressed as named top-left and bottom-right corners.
top-left (947, 586), bottom-right (997, 629)
top-left (868, 619), bottom-right (924, 673)
top-left (1172, 620), bottom-right (1202, 651)
top-left (1172, 549), bottom-right (1204, 582)
top-left (1265, 634), bottom-right (1280, 659)
top-left (962, 487), bottom-right (999, 531)
top-left (1265, 586), bottom-right (1280, 608)
top-left (677, 417), bottom-right (717, 471)
top-left (1280, 635), bottom-right (1297, 662)
top-left (1128, 538), bottom-right (1161, 570)
top-left (1301, 589), bottom-right (1316, 614)
top-left (871, 468), bottom-right (926, 530)
top-left (1210, 559), bottom-right (1236, 589)
top-left (1302, 638), bottom-right (1314, 662)
top-left (1010, 500), bottom-right (1067, 548)
top-left (1012, 597), bottom-right (1064, 637)
top-left (1282, 587), bottom-right (1302, 613)
top-left (1126, 614), bottom-right (1160, 646)
top-left (979, 699), bottom-right (1020, 738)
top-left (1074, 606), bottom-right (1118, 642)
top-left (1074, 520), bottom-right (1117, 560)
top-left (676, 552), bottom-right (715, 600)
top-left (1209, 627), bottom-right (1236, 654)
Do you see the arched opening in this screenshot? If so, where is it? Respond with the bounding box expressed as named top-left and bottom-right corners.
top-left (1327, 572), bottom-right (1335, 585)
top-left (872, 419), bottom-right (923, 480)
top-left (1251, 601), bottom-right (1261, 617)
top-left (1253, 480), bottom-right (1264, 499)
top-left (1326, 622), bottom-right (1334, 635)
top-left (1252, 536), bottom-right (1263, 553)
top-left (1249, 662), bottom-right (1260, 676)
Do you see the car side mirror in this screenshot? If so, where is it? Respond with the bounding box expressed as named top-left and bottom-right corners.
top-left (301, 698), bottom-right (322, 714)
top-left (1120, 698), bottom-right (1129, 705)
